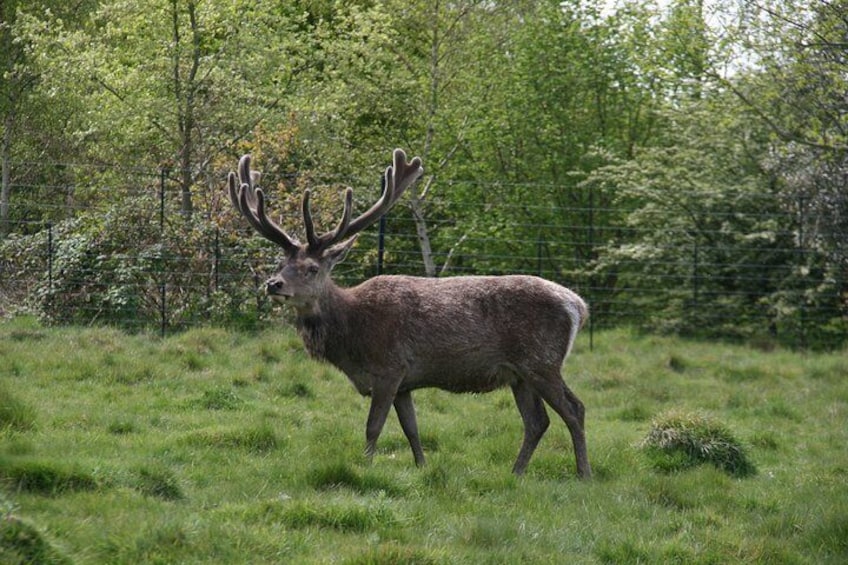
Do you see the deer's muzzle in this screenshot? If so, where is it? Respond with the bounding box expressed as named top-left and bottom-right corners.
top-left (265, 277), bottom-right (289, 300)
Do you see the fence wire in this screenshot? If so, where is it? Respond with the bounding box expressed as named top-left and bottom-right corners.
top-left (1, 163), bottom-right (845, 349)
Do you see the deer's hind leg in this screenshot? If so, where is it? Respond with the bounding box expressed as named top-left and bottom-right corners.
top-left (530, 372), bottom-right (592, 479)
top-left (511, 380), bottom-right (550, 475)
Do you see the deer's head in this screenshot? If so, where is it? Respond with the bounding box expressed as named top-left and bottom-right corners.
top-left (227, 149), bottom-right (424, 309)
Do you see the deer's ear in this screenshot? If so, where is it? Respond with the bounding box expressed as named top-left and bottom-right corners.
top-left (323, 235), bottom-right (357, 267)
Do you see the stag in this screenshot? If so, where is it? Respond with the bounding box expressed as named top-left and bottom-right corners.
top-left (227, 149), bottom-right (591, 478)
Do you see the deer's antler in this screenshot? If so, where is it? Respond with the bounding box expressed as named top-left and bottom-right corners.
top-left (228, 154), bottom-right (300, 253)
top-left (302, 148), bottom-right (423, 253)
top-left (228, 149), bottom-right (423, 254)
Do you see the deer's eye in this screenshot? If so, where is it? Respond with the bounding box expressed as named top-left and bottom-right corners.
top-left (305, 264), bottom-right (320, 276)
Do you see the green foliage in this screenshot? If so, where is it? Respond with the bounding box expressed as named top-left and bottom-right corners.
top-left (2, 0), bottom-right (846, 345)
top-left (578, 92), bottom-right (846, 348)
top-left (641, 410), bottom-right (757, 477)
top-left (0, 191), bottom-right (277, 331)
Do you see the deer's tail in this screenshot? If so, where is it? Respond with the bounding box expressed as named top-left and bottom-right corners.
top-left (564, 292), bottom-right (588, 359)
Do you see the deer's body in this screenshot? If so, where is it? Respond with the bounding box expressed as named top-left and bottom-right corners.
top-left (293, 274), bottom-right (586, 396)
top-left (227, 149), bottom-right (592, 478)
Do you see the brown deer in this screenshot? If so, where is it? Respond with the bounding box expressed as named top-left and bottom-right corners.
top-left (227, 149), bottom-right (591, 478)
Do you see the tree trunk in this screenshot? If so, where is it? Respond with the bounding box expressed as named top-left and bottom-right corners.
top-left (409, 189), bottom-right (437, 277)
top-left (408, 0), bottom-right (443, 278)
top-left (172, 0), bottom-right (200, 217)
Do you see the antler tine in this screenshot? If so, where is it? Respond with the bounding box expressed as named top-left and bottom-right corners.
top-left (302, 189), bottom-right (318, 248)
top-left (227, 154), bottom-right (299, 253)
top-left (303, 187), bottom-right (355, 252)
top-left (227, 170), bottom-right (241, 210)
top-left (343, 148), bottom-right (424, 237)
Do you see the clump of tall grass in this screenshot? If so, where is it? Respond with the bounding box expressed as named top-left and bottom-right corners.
top-left (181, 424), bottom-right (280, 453)
top-left (343, 542), bottom-right (444, 565)
top-left (0, 514), bottom-right (71, 564)
top-left (306, 462), bottom-right (405, 497)
top-left (640, 410), bottom-right (756, 477)
top-left (132, 465), bottom-right (184, 501)
top-left (0, 459), bottom-right (100, 495)
top-left (0, 383), bottom-right (36, 432)
top-left (194, 387), bottom-right (242, 410)
top-left (253, 497), bottom-right (396, 533)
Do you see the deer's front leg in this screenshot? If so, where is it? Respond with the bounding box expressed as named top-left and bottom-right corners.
top-left (394, 391), bottom-right (426, 467)
top-left (364, 383), bottom-right (397, 463)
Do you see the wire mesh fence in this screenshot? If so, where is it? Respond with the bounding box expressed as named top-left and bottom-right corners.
top-left (1, 162), bottom-right (846, 349)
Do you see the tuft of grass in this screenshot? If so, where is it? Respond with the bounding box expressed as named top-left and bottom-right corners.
top-left (107, 420), bottom-right (138, 435)
top-left (306, 462), bottom-right (404, 496)
top-left (0, 384), bottom-right (36, 432)
top-left (595, 537), bottom-right (696, 565)
top-left (132, 465), bottom-right (184, 501)
top-left (0, 514), bottom-right (71, 565)
top-left (640, 410), bottom-right (757, 477)
top-left (343, 542), bottom-right (444, 565)
top-left (255, 497), bottom-right (395, 533)
top-left (194, 387), bottom-right (242, 410)
top-left (0, 459), bottom-right (100, 495)
top-left (277, 380), bottom-right (314, 399)
top-left (461, 515), bottom-right (519, 549)
top-left (667, 354), bottom-right (689, 373)
top-left (130, 521), bottom-right (192, 562)
top-left (615, 404), bottom-right (652, 422)
top-left (181, 424), bottom-right (280, 453)
top-left (805, 509), bottom-right (848, 560)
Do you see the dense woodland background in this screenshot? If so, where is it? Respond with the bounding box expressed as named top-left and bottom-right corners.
top-left (0, 0), bottom-right (846, 347)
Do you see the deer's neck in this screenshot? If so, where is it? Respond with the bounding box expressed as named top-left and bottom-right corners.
top-left (294, 284), bottom-right (350, 362)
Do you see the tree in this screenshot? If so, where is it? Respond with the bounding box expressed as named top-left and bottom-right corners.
top-left (583, 94), bottom-right (793, 336)
top-left (414, 0), bottom-right (668, 283)
top-left (720, 0), bottom-right (848, 342)
top-left (1, 0), bottom-right (99, 235)
top-left (17, 0), bottom-right (316, 217)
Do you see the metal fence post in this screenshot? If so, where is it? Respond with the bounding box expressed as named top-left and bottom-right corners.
top-left (587, 181), bottom-right (595, 351)
top-left (797, 194), bottom-right (807, 348)
top-left (536, 233), bottom-right (544, 277)
top-left (47, 221), bottom-right (54, 292)
top-left (214, 227), bottom-right (220, 291)
top-left (159, 167), bottom-right (168, 337)
top-left (377, 215), bottom-right (386, 275)
top-left (693, 239), bottom-right (700, 304)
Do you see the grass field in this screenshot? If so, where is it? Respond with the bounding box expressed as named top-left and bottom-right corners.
top-left (1, 316), bottom-right (846, 564)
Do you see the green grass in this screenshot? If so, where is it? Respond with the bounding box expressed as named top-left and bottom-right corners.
top-left (1, 316), bottom-right (846, 563)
